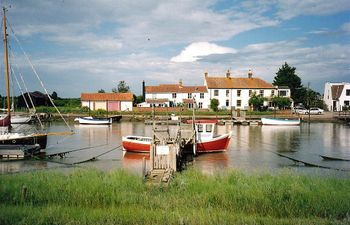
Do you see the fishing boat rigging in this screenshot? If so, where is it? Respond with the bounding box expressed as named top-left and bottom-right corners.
top-left (0, 7), bottom-right (73, 152)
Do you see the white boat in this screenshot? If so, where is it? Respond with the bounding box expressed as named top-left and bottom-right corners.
top-left (11, 115), bottom-right (32, 124)
top-left (261, 118), bottom-right (300, 126)
top-left (74, 116), bottom-right (112, 125)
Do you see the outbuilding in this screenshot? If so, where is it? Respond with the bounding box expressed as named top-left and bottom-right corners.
top-left (81, 93), bottom-right (133, 111)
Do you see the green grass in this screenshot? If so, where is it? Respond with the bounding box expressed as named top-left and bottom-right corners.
top-left (0, 168), bottom-right (349, 225)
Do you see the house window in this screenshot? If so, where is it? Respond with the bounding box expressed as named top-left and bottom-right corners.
top-left (259, 90), bottom-right (264, 96)
top-left (346, 89), bottom-right (350, 96)
top-left (226, 90), bottom-right (230, 97)
top-left (188, 103), bottom-right (193, 108)
top-left (188, 93), bottom-right (192, 98)
top-left (200, 93), bottom-right (204, 99)
top-left (279, 90), bottom-right (287, 96)
top-left (198, 102), bottom-right (203, 108)
top-left (214, 90), bottom-right (219, 96)
top-left (344, 101), bottom-right (350, 106)
top-left (226, 100), bottom-right (229, 107)
top-left (237, 90), bottom-right (241, 97)
top-left (271, 90), bottom-right (275, 96)
top-left (172, 93), bottom-right (176, 99)
top-left (237, 100), bottom-right (241, 107)
top-left (249, 90), bottom-right (252, 96)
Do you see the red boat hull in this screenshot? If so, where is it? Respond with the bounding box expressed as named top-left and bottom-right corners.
top-left (122, 133), bottom-right (231, 153)
top-left (196, 134), bottom-right (231, 153)
top-left (122, 141), bottom-right (151, 153)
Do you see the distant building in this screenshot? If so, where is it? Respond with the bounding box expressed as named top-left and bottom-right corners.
top-left (204, 70), bottom-right (291, 110)
top-left (81, 93), bottom-right (133, 111)
top-left (17, 91), bottom-right (51, 108)
top-left (144, 80), bottom-right (209, 108)
top-left (323, 82), bottom-right (350, 111)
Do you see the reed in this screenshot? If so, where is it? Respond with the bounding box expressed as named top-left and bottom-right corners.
top-left (0, 168), bottom-right (349, 225)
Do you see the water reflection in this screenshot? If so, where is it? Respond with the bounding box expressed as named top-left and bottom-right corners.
top-left (0, 121), bottom-right (349, 177)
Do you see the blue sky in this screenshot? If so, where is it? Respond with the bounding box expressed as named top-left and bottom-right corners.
top-left (1, 0), bottom-right (349, 97)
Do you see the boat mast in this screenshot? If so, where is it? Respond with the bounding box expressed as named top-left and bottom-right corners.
top-left (3, 7), bottom-right (11, 119)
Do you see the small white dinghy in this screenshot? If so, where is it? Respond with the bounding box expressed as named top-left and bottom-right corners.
top-left (261, 118), bottom-right (301, 126)
top-left (74, 116), bottom-right (112, 125)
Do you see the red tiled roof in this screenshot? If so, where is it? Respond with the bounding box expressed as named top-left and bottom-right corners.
top-left (183, 99), bottom-right (194, 103)
top-left (331, 85), bottom-right (344, 100)
top-left (81, 93), bottom-right (133, 101)
top-left (146, 84), bottom-right (207, 93)
top-left (205, 76), bottom-right (275, 89)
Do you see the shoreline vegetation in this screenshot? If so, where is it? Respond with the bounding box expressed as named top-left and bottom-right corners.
top-left (1, 168), bottom-right (349, 225)
top-left (25, 106), bottom-right (341, 122)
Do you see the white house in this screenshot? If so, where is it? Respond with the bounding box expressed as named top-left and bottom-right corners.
top-left (323, 82), bottom-right (350, 111)
top-left (144, 81), bottom-right (209, 109)
top-left (204, 70), bottom-right (291, 110)
top-left (81, 92), bottom-right (133, 111)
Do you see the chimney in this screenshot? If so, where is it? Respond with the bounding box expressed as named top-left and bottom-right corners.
top-left (226, 69), bottom-right (230, 78)
top-left (248, 69), bottom-right (253, 78)
top-left (142, 80), bottom-right (145, 102)
top-left (204, 71), bottom-right (208, 77)
top-left (179, 79), bottom-right (183, 86)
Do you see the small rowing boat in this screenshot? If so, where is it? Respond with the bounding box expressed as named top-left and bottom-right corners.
top-left (74, 116), bottom-right (112, 125)
top-left (261, 118), bottom-right (300, 126)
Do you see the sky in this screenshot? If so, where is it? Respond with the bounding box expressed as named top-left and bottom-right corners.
top-left (0, 0), bottom-right (349, 97)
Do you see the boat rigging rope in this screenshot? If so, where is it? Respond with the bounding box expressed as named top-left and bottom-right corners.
top-left (10, 60), bottom-right (44, 130)
top-left (7, 21), bottom-right (72, 132)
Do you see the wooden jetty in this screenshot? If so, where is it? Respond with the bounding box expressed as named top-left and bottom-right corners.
top-left (334, 111), bottom-right (350, 123)
top-left (145, 109), bottom-right (196, 185)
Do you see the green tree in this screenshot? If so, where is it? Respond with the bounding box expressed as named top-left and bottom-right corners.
top-left (133, 95), bottom-right (144, 105)
top-left (51, 91), bottom-right (58, 100)
top-left (116, 81), bottom-right (130, 93)
top-left (271, 96), bottom-right (292, 109)
top-left (98, 89), bottom-right (105, 93)
top-left (273, 62), bottom-right (303, 103)
top-left (210, 98), bottom-right (219, 112)
top-left (249, 93), bottom-right (266, 111)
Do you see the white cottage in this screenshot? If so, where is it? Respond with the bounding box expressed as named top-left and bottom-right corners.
top-left (323, 82), bottom-right (350, 111)
top-left (145, 81), bottom-right (209, 109)
top-left (81, 92), bottom-right (133, 111)
top-left (204, 70), bottom-right (290, 110)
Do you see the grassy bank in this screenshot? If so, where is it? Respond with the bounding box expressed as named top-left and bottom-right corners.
top-left (1, 169), bottom-right (349, 225)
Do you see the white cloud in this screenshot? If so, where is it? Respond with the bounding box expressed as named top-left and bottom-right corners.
top-left (171, 42), bottom-right (236, 62)
top-left (341, 22), bottom-right (350, 33)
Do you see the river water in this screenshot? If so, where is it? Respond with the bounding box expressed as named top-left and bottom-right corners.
top-left (1, 121), bottom-right (349, 177)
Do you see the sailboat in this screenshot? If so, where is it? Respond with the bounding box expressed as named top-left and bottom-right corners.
top-left (0, 7), bottom-right (47, 151)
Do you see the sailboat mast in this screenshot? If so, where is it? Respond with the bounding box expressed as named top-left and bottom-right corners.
top-left (3, 7), bottom-right (11, 118)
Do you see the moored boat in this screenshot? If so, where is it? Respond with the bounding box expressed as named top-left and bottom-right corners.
top-left (122, 120), bottom-right (232, 153)
top-left (122, 136), bottom-right (152, 153)
top-left (74, 116), bottom-right (112, 125)
top-left (261, 118), bottom-right (300, 126)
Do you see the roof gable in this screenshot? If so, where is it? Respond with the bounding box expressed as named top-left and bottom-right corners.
top-left (81, 93), bottom-right (133, 101)
top-left (331, 85), bottom-right (344, 100)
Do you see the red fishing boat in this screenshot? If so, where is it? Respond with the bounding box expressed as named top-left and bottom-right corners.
top-left (122, 136), bottom-right (152, 153)
top-left (122, 120), bottom-right (231, 153)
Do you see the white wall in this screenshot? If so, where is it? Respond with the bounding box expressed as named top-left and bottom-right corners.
top-left (121, 101), bottom-right (133, 111)
top-left (145, 92), bottom-right (210, 108)
top-left (208, 88), bottom-right (277, 110)
top-left (324, 82), bottom-right (350, 111)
